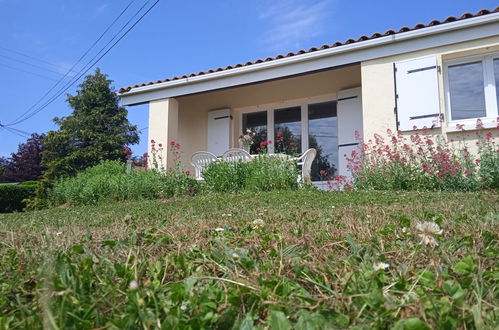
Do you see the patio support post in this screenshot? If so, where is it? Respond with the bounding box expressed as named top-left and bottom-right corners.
top-left (148, 98), bottom-right (179, 170)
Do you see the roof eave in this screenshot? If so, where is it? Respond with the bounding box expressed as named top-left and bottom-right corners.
top-left (119, 12), bottom-right (499, 102)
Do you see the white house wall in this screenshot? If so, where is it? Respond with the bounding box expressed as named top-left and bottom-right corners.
top-left (361, 36), bottom-right (499, 151)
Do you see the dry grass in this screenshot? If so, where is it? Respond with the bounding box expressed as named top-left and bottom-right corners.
top-left (0, 190), bottom-right (497, 328)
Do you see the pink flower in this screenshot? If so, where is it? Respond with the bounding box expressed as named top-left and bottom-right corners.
top-left (185, 170), bottom-right (190, 174)
top-left (277, 131), bottom-right (283, 137)
top-left (169, 141), bottom-right (175, 146)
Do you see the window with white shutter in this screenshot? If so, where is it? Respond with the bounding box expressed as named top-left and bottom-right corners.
top-left (395, 56), bottom-right (441, 131)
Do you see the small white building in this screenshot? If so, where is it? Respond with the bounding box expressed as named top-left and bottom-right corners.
top-left (119, 7), bottom-right (499, 180)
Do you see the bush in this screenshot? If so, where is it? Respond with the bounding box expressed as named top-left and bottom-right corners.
top-left (348, 125), bottom-right (498, 192)
top-left (49, 160), bottom-right (197, 206)
top-left (0, 183), bottom-right (36, 213)
top-left (202, 156), bottom-right (300, 193)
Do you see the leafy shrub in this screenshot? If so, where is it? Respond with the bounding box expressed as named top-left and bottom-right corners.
top-left (0, 183), bottom-right (36, 213)
top-left (348, 124), bottom-right (498, 191)
top-left (202, 156), bottom-right (299, 193)
top-left (49, 160), bottom-right (197, 206)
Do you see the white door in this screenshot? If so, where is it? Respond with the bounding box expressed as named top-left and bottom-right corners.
top-left (207, 109), bottom-right (232, 156)
top-left (337, 88), bottom-right (363, 178)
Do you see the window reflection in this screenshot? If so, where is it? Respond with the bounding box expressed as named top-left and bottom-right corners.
top-left (242, 111), bottom-right (267, 154)
top-left (308, 101), bottom-right (338, 181)
top-left (274, 106), bottom-right (301, 154)
top-left (448, 62), bottom-right (486, 120)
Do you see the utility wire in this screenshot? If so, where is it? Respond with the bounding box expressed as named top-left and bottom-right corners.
top-left (5, 0), bottom-right (141, 127)
top-left (6, 0), bottom-right (160, 127)
top-left (0, 45), bottom-right (78, 74)
top-left (0, 62), bottom-right (60, 81)
top-left (0, 126), bottom-right (30, 139)
top-left (0, 54), bottom-right (75, 78)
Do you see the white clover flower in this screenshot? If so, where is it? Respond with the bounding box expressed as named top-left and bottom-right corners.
top-left (222, 213), bottom-right (232, 217)
top-left (129, 280), bottom-right (138, 289)
top-left (232, 252), bottom-right (240, 259)
top-left (373, 262), bottom-right (390, 270)
top-left (416, 221), bottom-right (443, 247)
top-left (56, 231), bottom-right (63, 236)
top-left (251, 218), bottom-right (265, 229)
top-left (214, 227), bottom-right (225, 232)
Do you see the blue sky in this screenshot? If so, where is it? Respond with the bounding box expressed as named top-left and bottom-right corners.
top-left (0, 0), bottom-right (497, 157)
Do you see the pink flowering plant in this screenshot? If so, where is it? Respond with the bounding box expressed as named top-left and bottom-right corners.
top-left (348, 120), bottom-right (498, 191)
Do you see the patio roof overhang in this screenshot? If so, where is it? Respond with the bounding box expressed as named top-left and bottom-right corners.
top-left (119, 12), bottom-right (499, 106)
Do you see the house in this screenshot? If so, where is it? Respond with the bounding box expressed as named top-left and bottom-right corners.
top-left (119, 8), bottom-right (499, 180)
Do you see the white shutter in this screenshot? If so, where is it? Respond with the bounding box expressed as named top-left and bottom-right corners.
top-left (207, 109), bottom-right (232, 156)
top-left (395, 56), bottom-right (441, 131)
top-left (337, 88), bottom-right (363, 178)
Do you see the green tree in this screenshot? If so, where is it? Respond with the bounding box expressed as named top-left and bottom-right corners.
top-left (41, 68), bottom-right (139, 180)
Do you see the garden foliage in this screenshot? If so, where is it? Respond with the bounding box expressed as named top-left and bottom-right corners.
top-left (348, 124), bottom-right (498, 191)
top-left (49, 160), bottom-right (196, 206)
top-left (202, 155), bottom-right (300, 193)
top-left (0, 181), bottom-right (36, 213)
top-left (41, 68), bottom-right (139, 181)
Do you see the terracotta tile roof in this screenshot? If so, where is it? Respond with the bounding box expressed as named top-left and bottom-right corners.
top-left (119, 7), bottom-right (499, 94)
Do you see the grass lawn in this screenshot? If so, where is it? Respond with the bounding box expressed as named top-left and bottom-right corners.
top-left (0, 190), bottom-right (497, 329)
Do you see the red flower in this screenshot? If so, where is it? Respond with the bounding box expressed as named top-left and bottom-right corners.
top-left (185, 170), bottom-right (190, 174)
top-left (319, 170), bottom-right (327, 176)
top-left (277, 131), bottom-right (283, 137)
top-left (169, 141), bottom-right (175, 146)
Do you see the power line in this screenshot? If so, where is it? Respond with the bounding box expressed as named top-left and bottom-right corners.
top-left (0, 62), bottom-right (61, 81)
top-left (0, 45), bottom-right (78, 74)
top-left (0, 54), bottom-right (75, 78)
top-left (5, 0), bottom-right (142, 127)
top-left (7, 0), bottom-right (160, 127)
top-left (0, 126), bottom-right (30, 139)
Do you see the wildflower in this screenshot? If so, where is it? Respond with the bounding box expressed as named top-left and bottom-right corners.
top-left (277, 131), bottom-right (283, 137)
top-left (129, 280), bottom-right (138, 289)
top-left (222, 213), bottom-right (232, 217)
top-left (373, 262), bottom-right (390, 270)
top-left (214, 227), bottom-right (225, 232)
top-left (185, 170), bottom-right (190, 174)
top-left (416, 221), bottom-right (443, 247)
top-left (252, 218), bottom-right (265, 229)
top-left (232, 252), bottom-right (240, 259)
top-left (169, 141), bottom-right (175, 146)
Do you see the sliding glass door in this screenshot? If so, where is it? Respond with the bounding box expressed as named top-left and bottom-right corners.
top-left (242, 111), bottom-right (267, 154)
top-left (274, 106), bottom-right (302, 154)
top-left (308, 101), bottom-right (338, 181)
top-left (240, 99), bottom-right (339, 181)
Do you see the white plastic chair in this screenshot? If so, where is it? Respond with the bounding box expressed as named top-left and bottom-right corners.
top-left (222, 148), bottom-right (252, 163)
top-left (190, 151), bottom-right (218, 181)
top-left (293, 148), bottom-right (317, 183)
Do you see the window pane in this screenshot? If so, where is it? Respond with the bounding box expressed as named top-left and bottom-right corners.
top-left (242, 111), bottom-right (267, 154)
top-left (274, 106), bottom-right (301, 154)
top-left (308, 101), bottom-right (338, 181)
top-left (448, 61), bottom-right (486, 120)
top-left (494, 59), bottom-right (499, 111)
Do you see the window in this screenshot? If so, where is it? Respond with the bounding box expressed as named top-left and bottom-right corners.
top-left (239, 97), bottom-right (341, 182)
top-left (274, 106), bottom-right (301, 154)
top-left (308, 101), bottom-right (338, 180)
top-left (445, 53), bottom-right (499, 123)
top-left (242, 111), bottom-right (267, 154)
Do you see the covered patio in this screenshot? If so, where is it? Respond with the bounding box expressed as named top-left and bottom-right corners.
top-left (138, 63), bottom-right (363, 181)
